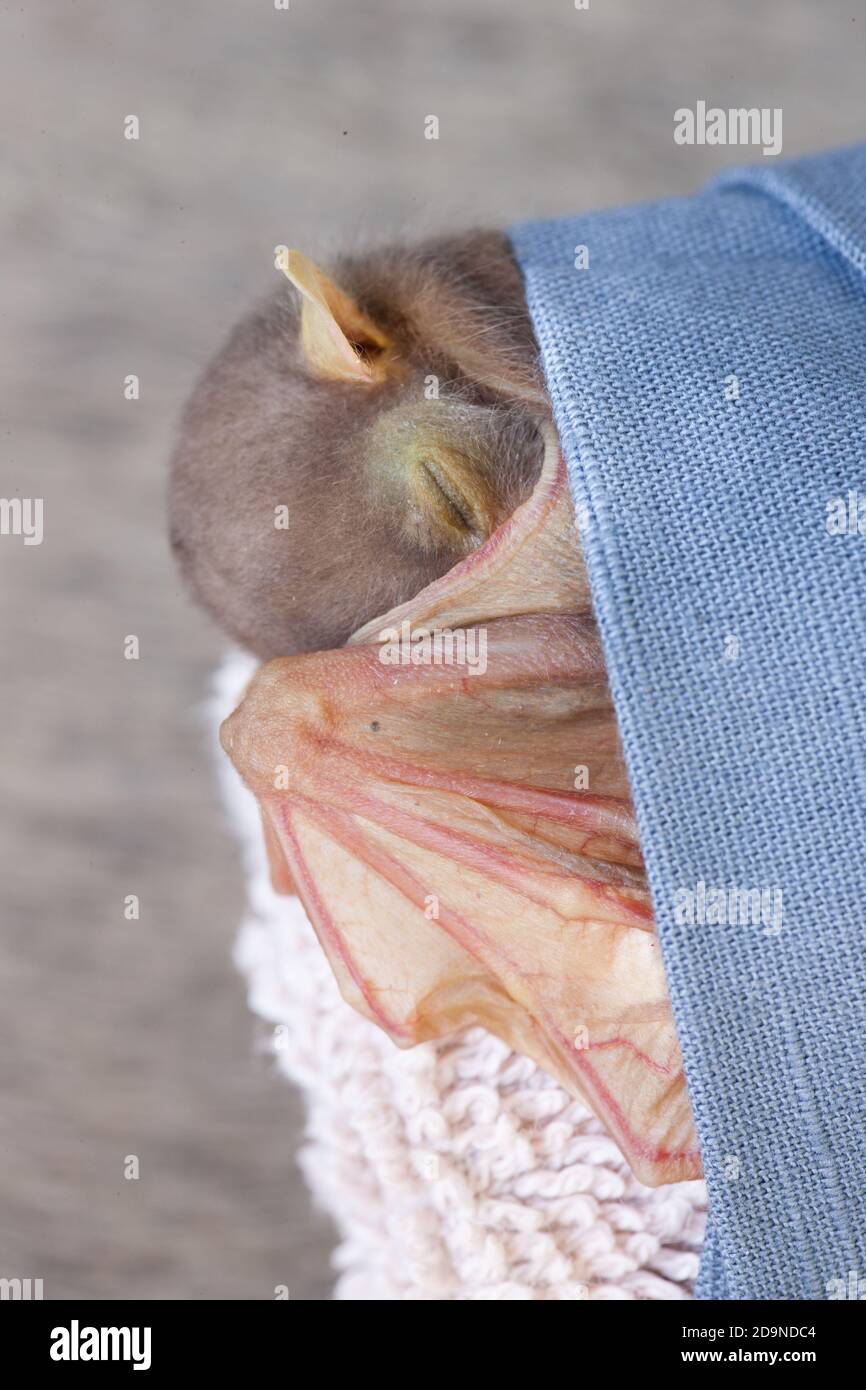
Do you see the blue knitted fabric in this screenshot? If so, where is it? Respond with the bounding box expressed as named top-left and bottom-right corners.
top-left (509, 145), bottom-right (866, 1302)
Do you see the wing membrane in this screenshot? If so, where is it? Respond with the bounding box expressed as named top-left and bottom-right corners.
top-left (222, 428), bottom-right (700, 1185)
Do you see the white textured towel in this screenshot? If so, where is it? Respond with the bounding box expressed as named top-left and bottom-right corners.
top-left (213, 651), bottom-right (707, 1300)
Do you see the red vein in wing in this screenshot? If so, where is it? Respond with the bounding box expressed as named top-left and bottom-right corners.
top-left (275, 809), bottom-right (411, 1036)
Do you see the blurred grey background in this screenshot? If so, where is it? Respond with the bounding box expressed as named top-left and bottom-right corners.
top-left (0, 0), bottom-right (862, 1301)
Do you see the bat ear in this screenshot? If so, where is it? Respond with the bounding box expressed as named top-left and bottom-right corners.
top-left (280, 249), bottom-right (398, 384)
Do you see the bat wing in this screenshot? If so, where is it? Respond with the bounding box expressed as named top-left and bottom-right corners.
top-left (222, 429), bottom-right (700, 1185)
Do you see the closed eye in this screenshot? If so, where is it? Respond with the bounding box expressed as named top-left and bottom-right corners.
top-left (420, 458), bottom-right (477, 536)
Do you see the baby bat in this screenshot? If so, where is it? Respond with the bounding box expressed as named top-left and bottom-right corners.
top-left (169, 233), bottom-right (551, 658)
top-left (171, 235), bottom-right (701, 1181)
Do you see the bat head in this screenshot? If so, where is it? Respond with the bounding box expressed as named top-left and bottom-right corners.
top-left (169, 235), bottom-right (547, 659)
